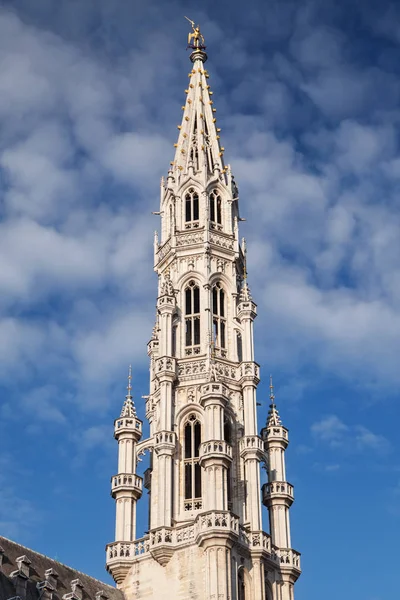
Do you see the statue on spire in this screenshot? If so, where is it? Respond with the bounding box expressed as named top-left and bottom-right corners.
top-left (185, 16), bottom-right (206, 49)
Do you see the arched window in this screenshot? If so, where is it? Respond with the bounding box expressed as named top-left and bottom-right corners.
top-left (212, 282), bottom-right (226, 352)
top-left (238, 568), bottom-right (246, 600)
top-left (184, 414), bottom-right (202, 511)
top-left (185, 188), bottom-right (199, 229)
top-left (209, 189), bottom-right (222, 230)
top-left (185, 281), bottom-right (200, 355)
top-left (224, 416), bottom-right (232, 510)
top-left (236, 331), bottom-right (243, 362)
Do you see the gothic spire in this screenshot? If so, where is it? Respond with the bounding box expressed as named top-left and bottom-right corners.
top-left (171, 23), bottom-right (226, 181)
top-left (266, 375), bottom-right (282, 427)
top-left (120, 365), bottom-right (136, 417)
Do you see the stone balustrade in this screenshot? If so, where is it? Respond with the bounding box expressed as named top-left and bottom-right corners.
top-left (248, 530), bottom-right (272, 551)
top-left (199, 440), bottom-right (232, 462)
top-left (262, 481), bottom-right (294, 503)
top-left (197, 510), bottom-right (239, 536)
top-left (154, 431), bottom-right (176, 446)
top-left (156, 238), bottom-right (172, 262)
top-left (111, 474), bottom-right (142, 497)
top-left (239, 435), bottom-right (265, 458)
top-left (106, 520), bottom-right (297, 571)
top-left (271, 547), bottom-right (301, 571)
top-left (176, 229), bottom-right (204, 246)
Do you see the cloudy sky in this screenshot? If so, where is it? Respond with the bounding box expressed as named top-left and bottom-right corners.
top-left (0, 1), bottom-right (399, 598)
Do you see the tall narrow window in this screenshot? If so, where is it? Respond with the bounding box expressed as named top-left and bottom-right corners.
top-left (238, 569), bottom-right (246, 600)
top-left (224, 416), bottom-right (233, 511)
top-left (185, 280), bottom-right (200, 355)
top-left (212, 282), bottom-right (226, 354)
top-left (185, 188), bottom-right (199, 229)
top-left (209, 189), bottom-right (222, 230)
top-left (184, 414), bottom-right (202, 511)
top-left (236, 332), bottom-right (243, 362)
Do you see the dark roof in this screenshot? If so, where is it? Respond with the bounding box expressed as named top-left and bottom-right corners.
top-left (0, 536), bottom-right (124, 600)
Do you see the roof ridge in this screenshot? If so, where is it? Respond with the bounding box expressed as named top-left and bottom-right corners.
top-left (0, 535), bottom-right (117, 590)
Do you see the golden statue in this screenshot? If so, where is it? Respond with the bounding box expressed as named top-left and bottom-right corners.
top-left (185, 16), bottom-right (205, 48)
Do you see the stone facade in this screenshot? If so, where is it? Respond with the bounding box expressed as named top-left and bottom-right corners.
top-left (106, 41), bottom-right (301, 600)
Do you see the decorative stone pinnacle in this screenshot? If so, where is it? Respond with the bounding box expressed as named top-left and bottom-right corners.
top-left (120, 365), bottom-right (136, 417)
top-left (239, 281), bottom-right (252, 302)
top-left (266, 375), bottom-right (282, 427)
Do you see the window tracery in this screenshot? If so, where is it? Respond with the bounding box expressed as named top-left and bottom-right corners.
top-left (183, 413), bottom-right (202, 511)
top-left (212, 282), bottom-right (226, 357)
top-left (185, 280), bottom-right (201, 355)
top-left (209, 189), bottom-right (222, 230)
top-left (185, 187), bottom-right (199, 229)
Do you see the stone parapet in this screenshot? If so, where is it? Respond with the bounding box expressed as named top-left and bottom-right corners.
top-left (262, 481), bottom-right (294, 507)
top-left (199, 440), bottom-right (232, 467)
top-left (239, 361), bottom-right (260, 385)
top-left (154, 430), bottom-right (176, 456)
top-left (239, 435), bottom-right (265, 461)
top-left (111, 474), bottom-right (143, 499)
top-left (155, 356), bottom-right (176, 379)
top-left (114, 416), bottom-right (142, 441)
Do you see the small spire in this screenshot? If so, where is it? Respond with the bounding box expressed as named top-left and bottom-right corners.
top-left (269, 374), bottom-right (274, 401)
top-left (120, 365), bottom-right (136, 417)
top-left (266, 375), bottom-right (282, 427)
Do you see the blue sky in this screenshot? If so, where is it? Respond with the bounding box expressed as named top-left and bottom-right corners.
top-left (0, 1), bottom-right (399, 598)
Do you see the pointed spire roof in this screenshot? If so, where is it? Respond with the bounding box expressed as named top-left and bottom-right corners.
top-left (120, 365), bottom-right (136, 417)
top-left (266, 375), bottom-right (282, 427)
top-left (239, 237), bottom-right (252, 302)
top-left (170, 25), bottom-right (227, 181)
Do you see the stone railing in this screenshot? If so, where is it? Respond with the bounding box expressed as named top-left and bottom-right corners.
top-left (107, 523), bottom-right (302, 572)
top-left (156, 238), bottom-right (172, 262)
top-left (271, 547), bottom-right (301, 571)
top-left (156, 357), bottom-right (176, 376)
top-left (209, 231), bottom-right (234, 251)
top-left (176, 229), bottom-right (203, 246)
top-left (199, 440), bottom-right (232, 461)
top-left (154, 431), bottom-right (175, 446)
top-left (107, 539), bottom-right (149, 562)
top-left (197, 510), bottom-right (239, 535)
top-left (239, 435), bottom-right (265, 457)
top-left (262, 481), bottom-right (294, 502)
top-left (249, 530), bottom-right (272, 552)
top-left (115, 417), bottom-right (142, 435)
top-left (111, 474), bottom-right (143, 495)
top-left (239, 361), bottom-right (260, 382)
top-left (106, 512), bottom-right (238, 566)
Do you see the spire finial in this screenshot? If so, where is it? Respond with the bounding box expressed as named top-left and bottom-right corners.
top-left (127, 365), bottom-right (132, 398)
top-left (266, 375), bottom-right (282, 427)
top-left (120, 365), bottom-right (136, 417)
top-left (269, 374), bottom-right (275, 402)
top-left (242, 237), bottom-right (247, 281)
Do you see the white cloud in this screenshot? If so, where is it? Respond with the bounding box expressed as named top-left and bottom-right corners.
top-left (311, 415), bottom-right (348, 445)
top-left (312, 415), bottom-right (391, 454)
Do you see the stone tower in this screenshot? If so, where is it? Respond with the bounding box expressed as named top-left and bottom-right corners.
top-left (106, 26), bottom-right (301, 600)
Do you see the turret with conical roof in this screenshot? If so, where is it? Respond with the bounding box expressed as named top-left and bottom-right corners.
top-left (261, 377), bottom-right (295, 554)
top-left (108, 367), bottom-right (143, 584)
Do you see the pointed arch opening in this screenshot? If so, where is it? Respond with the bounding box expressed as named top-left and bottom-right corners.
top-left (209, 189), bottom-right (222, 231)
top-left (185, 280), bottom-right (201, 355)
top-left (183, 413), bottom-right (202, 511)
top-left (238, 568), bottom-right (246, 600)
top-left (212, 282), bottom-right (226, 357)
top-left (185, 187), bottom-right (199, 229)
